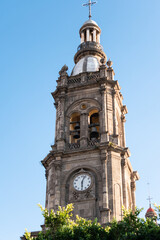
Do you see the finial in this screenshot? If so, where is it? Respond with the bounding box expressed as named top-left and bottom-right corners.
top-left (59, 64), bottom-right (68, 76)
top-left (147, 182), bottom-right (152, 208)
top-left (107, 59), bottom-right (113, 68)
top-left (83, 0), bottom-right (97, 19)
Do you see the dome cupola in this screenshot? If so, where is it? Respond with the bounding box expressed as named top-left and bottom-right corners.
top-left (145, 190), bottom-right (157, 221)
top-left (71, 1), bottom-right (107, 76)
top-left (145, 207), bottom-right (157, 219)
top-left (71, 19), bottom-right (106, 76)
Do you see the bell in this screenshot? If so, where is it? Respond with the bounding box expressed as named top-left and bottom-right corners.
top-left (73, 131), bottom-right (80, 139)
top-left (74, 122), bottom-right (80, 130)
top-left (90, 127), bottom-right (99, 139)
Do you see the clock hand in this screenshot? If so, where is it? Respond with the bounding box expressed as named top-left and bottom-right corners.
top-left (81, 176), bottom-right (86, 190)
top-left (81, 180), bottom-right (83, 190)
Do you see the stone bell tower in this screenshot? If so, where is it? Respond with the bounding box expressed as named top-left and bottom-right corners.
top-left (42, 18), bottom-right (139, 224)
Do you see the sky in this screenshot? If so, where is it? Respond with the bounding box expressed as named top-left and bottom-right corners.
top-left (0, 0), bottom-right (160, 239)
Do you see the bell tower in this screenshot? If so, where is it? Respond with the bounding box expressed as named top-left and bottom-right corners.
top-left (42, 16), bottom-right (139, 224)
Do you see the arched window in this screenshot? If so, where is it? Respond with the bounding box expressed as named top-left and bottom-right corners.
top-left (70, 112), bottom-right (80, 143)
top-left (88, 109), bottom-right (100, 140)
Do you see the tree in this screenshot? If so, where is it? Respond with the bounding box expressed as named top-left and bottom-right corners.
top-left (24, 204), bottom-right (160, 240)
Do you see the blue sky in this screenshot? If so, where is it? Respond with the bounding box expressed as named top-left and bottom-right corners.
top-left (1, 0), bottom-right (160, 239)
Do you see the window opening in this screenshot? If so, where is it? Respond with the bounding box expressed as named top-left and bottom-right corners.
top-left (70, 113), bottom-right (80, 143)
top-left (84, 30), bottom-right (86, 42)
top-left (90, 30), bottom-right (93, 41)
top-left (88, 110), bottom-right (100, 140)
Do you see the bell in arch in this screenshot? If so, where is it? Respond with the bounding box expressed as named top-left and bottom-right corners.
top-left (90, 126), bottom-right (99, 140)
top-left (73, 131), bottom-right (80, 139)
top-left (73, 122), bottom-right (80, 139)
top-left (74, 122), bottom-right (80, 130)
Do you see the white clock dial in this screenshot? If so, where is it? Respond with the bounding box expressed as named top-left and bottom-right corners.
top-left (73, 174), bottom-right (91, 191)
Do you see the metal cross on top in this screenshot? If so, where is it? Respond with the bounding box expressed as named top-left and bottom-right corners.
top-left (83, 0), bottom-right (97, 19)
top-left (147, 182), bottom-right (152, 208)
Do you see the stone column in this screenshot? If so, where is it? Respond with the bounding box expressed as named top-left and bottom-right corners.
top-left (100, 85), bottom-right (108, 143)
top-left (86, 29), bottom-right (90, 41)
top-left (131, 173), bottom-right (137, 211)
top-left (97, 33), bottom-right (100, 43)
top-left (93, 29), bottom-right (96, 42)
top-left (81, 32), bottom-right (84, 43)
top-left (80, 112), bottom-right (88, 147)
top-left (121, 156), bottom-right (127, 208)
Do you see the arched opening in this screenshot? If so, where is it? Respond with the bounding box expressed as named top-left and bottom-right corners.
top-left (90, 30), bottom-right (93, 42)
top-left (88, 109), bottom-right (100, 141)
top-left (70, 112), bottom-right (80, 143)
top-left (84, 30), bottom-right (86, 42)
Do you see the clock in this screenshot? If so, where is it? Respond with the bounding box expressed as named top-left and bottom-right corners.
top-left (73, 174), bottom-right (91, 191)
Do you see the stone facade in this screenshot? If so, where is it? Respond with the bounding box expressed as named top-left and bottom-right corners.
top-left (42, 19), bottom-right (139, 225)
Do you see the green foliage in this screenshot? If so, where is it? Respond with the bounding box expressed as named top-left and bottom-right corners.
top-left (24, 229), bottom-right (33, 240)
top-left (154, 204), bottom-right (160, 220)
top-left (25, 204), bottom-right (160, 240)
top-left (107, 208), bottom-right (160, 240)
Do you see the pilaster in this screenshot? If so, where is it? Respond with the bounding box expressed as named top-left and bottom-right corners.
top-left (100, 149), bottom-right (111, 224)
top-left (54, 157), bottom-right (62, 210)
top-left (45, 169), bottom-right (49, 209)
top-left (80, 112), bottom-right (88, 148)
top-left (112, 89), bottom-right (117, 136)
top-left (121, 155), bottom-right (127, 208)
top-left (99, 60), bottom-right (107, 78)
top-left (100, 84), bottom-right (108, 143)
top-left (57, 93), bottom-right (66, 151)
top-left (107, 60), bottom-right (115, 80)
top-left (121, 114), bottom-right (126, 148)
top-left (131, 171), bottom-right (139, 211)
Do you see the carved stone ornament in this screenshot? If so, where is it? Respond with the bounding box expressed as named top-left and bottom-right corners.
top-left (73, 191), bottom-right (79, 200)
top-left (59, 64), bottom-right (68, 76)
top-left (85, 189), bottom-right (92, 198)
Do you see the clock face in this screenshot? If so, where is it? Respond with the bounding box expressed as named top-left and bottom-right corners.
top-left (73, 174), bottom-right (91, 191)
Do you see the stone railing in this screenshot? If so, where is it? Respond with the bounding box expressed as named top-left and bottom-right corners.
top-left (87, 139), bottom-right (100, 147)
top-left (67, 142), bottom-right (80, 150)
top-left (87, 72), bottom-right (100, 81)
top-left (66, 138), bottom-right (100, 151)
top-left (67, 72), bottom-right (100, 86)
top-left (77, 41), bottom-right (103, 52)
top-left (67, 77), bottom-right (81, 85)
